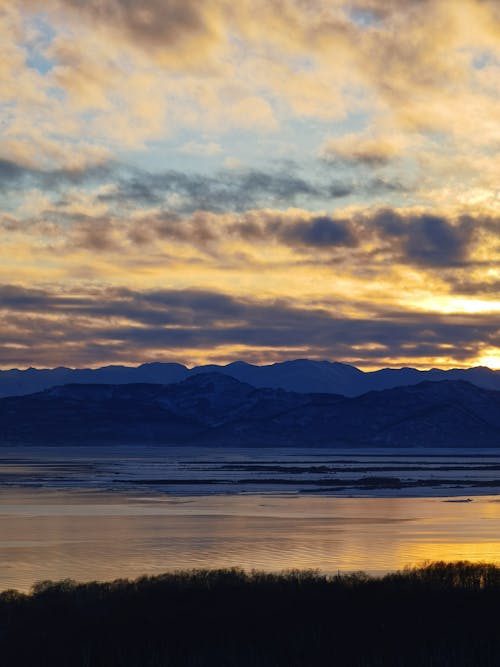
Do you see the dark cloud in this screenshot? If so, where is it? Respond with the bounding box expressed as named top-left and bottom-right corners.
top-left (130, 211), bottom-right (356, 252)
top-left (70, 216), bottom-right (120, 251)
top-left (70, 205), bottom-right (483, 270)
top-left (323, 148), bottom-right (395, 167)
top-left (367, 177), bottom-right (408, 193)
top-left (108, 177), bottom-right (163, 206)
top-left (449, 278), bottom-right (500, 296)
top-left (1, 154), bottom-right (412, 214)
top-left (17, 203), bottom-right (489, 274)
top-left (0, 159), bottom-right (25, 184)
top-left (97, 166), bottom-right (412, 214)
top-left (405, 215), bottom-right (474, 267)
top-left (0, 159), bottom-right (113, 192)
top-left (0, 285), bottom-right (53, 309)
top-left (100, 168), bottom-right (324, 213)
top-left (0, 284), bottom-right (497, 368)
top-left (58, 0), bottom-right (216, 53)
top-left (370, 210), bottom-right (476, 267)
top-left (327, 181), bottom-right (355, 197)
top-left (279, 216), bottom-right (356, 247)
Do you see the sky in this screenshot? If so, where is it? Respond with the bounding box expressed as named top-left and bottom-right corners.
top-left (1, 0), bottom-right (499, 370)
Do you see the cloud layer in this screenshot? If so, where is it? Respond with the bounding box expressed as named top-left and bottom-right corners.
top-left (1, 284), bottom-right (498, 368)
top-left (1, 0), bottom-right (499, 369)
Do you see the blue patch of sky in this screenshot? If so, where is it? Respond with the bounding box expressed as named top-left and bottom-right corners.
top-left (471, 50), bottom-right (499, 70)
top-left (112, 109), bottom-right (414, 213)
top-left (0, 193), bottom-right (23, 215)
top-left (0, 103), bottom-right (16, 130)
top-left (46, 87), bottom-right (66, 103)
top-left (122, 108), bottom-right (370, 172)
top-left (347, 7), bottom-right (382, 28)
top-left (110, 95), bottom-right (419, 214)
top-left (24, 14), bottom-right (56, 75)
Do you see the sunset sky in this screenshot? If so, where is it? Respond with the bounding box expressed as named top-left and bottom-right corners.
top-left (1, 0), bottom-right (499, 370)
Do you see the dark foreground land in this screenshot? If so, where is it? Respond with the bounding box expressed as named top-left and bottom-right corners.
top-left (3, 562), bottom-right (500, 666)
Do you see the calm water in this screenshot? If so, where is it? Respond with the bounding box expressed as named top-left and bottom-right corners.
top-left (2, 447), bottom-right (500, 591)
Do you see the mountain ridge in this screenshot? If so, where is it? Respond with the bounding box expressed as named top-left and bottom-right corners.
top-left (1, 374), bottom-right (499, 447)
top-left (0, 359), bottom-right (499, 398)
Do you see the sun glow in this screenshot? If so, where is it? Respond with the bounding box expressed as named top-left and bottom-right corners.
top-left (411, 296), bottom-right (500, 315)
top-left (476, 350), bottom-right (500, 370)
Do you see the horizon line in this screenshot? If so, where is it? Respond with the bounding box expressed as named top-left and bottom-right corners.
top-left (0, 358), bottom-right (497, 374)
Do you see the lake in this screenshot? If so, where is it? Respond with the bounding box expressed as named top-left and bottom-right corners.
top-left (2, 447), bottom-right (500, 591)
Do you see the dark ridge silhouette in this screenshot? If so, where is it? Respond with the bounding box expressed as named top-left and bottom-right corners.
top-left (1, 374), bottom-right (500, 446)
top-left (2, 562), bottom-right (500, 666)
top-left (0, 358), bottom-right (499, 397)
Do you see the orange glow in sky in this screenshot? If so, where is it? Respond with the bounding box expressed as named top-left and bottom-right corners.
top-left (1, 0), bottom-right (499, 370)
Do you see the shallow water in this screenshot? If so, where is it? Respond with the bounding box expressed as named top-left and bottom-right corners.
top-left (3, 446), bottom-right (500, 496)
top-left (2, 447), bottom-right (500, 591)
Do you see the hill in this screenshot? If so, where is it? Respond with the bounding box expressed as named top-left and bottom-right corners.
top-left (1, 374), bottom-right (499, 446)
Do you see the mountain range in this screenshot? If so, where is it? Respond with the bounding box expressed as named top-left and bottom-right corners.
top-left (0, 359), bottom-right (499, 398)
top-left (1, 373), bottom-right (499, 447)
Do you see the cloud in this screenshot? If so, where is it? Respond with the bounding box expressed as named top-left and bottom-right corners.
top-left (0, 158), bottom-right (113, 192)
top-left (449, 278), bottom-right (500, 297)
top-left (3, 192), bottom-right (493, 277)
top-left (97, 167), bottom-right (325, 213)
top-left (404, 215), bottom-right (475, 267)
top-left (287, 216), bottom-right (356, 247)
top-left (321, 133), bottom-right (406, 166)
top-left (0, 283), bottom-right (498, 368)
top-left (1, 0), bottom-right (499, 376)
top-left (30, 208), bottom-right (358, 256)
top-left (89, 164), bottom-right (410, 215)
top-left (53, 0), bottom-right (225, 67)
top-left (0, 159), bottom-right (26, 185)
top-left (4, 0), bottom-right (500, 196)
top-left (68, 215), bottom-right (122, 252)
top-left (371, 210), bottom-right (476, 267)
top-left (60, 204), bottom-right (485, 271)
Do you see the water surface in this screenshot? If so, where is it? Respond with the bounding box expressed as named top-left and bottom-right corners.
top-left (2, 447), bottom-right (500, 591)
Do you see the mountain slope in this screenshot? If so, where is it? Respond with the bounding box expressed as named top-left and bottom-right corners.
top-left (0, 375), bottom-right (499, 447)
top-left (198, 380), bottom-right (500, 447)
top-left (0, 363), bottom-right (189, 398)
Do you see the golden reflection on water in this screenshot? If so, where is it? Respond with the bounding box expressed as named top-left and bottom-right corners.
top-left (2, 490), bottom-right (500, 591)
top-left (398, 542), bottom-right (500, 566)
